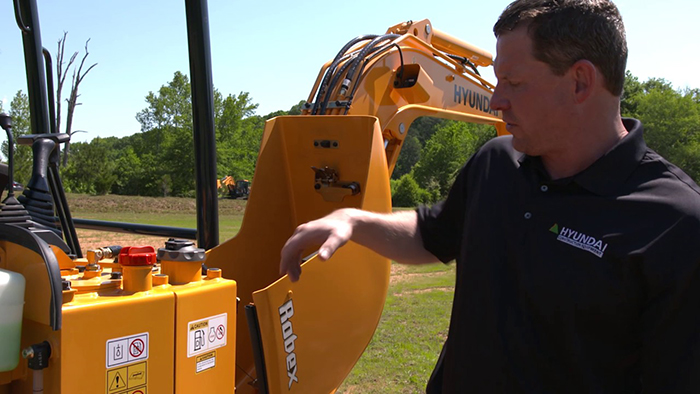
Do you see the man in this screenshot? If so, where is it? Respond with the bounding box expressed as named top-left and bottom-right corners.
top-left (280, 0), bottom-right (700, 392)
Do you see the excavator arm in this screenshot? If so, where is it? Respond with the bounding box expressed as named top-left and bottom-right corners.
top-left (304, 19), bottom-right (506, 173)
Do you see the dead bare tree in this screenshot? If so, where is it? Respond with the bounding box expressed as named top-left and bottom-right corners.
top-left (56, 32), bottom-right (77, 136)
top-left (55, 33), bottom-right (97, 166)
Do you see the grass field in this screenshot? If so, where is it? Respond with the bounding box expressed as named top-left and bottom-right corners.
top-left (67, 193), bottom-right (455, 393)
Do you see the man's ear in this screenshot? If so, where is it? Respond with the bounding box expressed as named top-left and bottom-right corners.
top-left (570, 59), bottom-right (597, 104)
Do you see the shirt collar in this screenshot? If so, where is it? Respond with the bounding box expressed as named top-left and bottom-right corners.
top-left (517, 118), bottom-right (647, 195)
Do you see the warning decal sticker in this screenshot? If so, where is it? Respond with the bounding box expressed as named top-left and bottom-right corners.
top-left (196, 351), bottom-right (217, 373)
top-left (107, 332), bottom-right (149, 368)
top-left (106, 361), bottom-right (147, 394)
top-left (187, 313), bottom-right (227, 358)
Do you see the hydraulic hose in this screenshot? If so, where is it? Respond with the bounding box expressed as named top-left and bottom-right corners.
top-left (320, 37), bottom-right (399, 114)
top-left (339, 34), bottom-right (399, 96)
top-left (345, 43), bottom-right (404, 115)
top-left (312, 35), bottom-right (378, 114)
top-left (446, 54), bottom-right (480, 76)
top-left (319, 57), bottom-right (355, 114)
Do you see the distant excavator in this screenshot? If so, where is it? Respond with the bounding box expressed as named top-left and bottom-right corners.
top-left (217, 175), bottom-right (250, 199)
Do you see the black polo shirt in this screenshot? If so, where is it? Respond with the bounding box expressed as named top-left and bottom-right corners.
top-left (418, 119), bottom-right (700, 393)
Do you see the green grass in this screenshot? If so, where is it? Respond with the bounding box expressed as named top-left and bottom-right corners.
top-left (74, 211), bottom-right (243, 240)
top-left (67, 193), bottom-right (245, 240)
top-left (337, 263), bottom-right (455, 393)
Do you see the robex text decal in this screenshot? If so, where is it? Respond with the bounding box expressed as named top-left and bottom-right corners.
top-left (454, 85), bottom-right (499, 116)
top-left (279, 299), bottom-right (298, 389)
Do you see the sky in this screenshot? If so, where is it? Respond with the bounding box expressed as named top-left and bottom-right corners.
top-left (1, 0), bottom-right (699, 144)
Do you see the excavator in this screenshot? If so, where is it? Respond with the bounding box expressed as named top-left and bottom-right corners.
top-left (0, 0), bottom-right (505, 393)
top-left (218, 176), bottom-right (250, 199)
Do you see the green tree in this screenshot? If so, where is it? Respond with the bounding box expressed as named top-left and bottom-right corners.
top-left (61, 137), bottom-right (118, 195)
top-left (216, 92), bottom-right (261, 181)
top-left (408, 116), bottom-right (448, 145)
top-left (413, 121), bottom-right (496, 198)
top-left (1, 91), bottom-right (33, 185)
top-left (288, 100), bottom-right (307, 115)
top-left (392, 135), bottom-right (421, 180)
top-left (620, 71), bottom-right (643, 117)
top-left (110, 145), bottom-right (144, 195)
top-left (635, 86), bottom-right (700, 181)
top-left (134, 72), bottom-right (198, 196)
top-left (391, 173), bottom-right (431, 207)
top-left (620, 72), bottom-right (700, 182)
top-left (125, 71), bottom-right (263, 196)
top-left (137, 71), bottom-right (193, 131)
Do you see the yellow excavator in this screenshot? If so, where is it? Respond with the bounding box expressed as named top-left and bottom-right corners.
top-left (0, 1), bottom-right (505, 393)
top-left (218, 176), bottom-right (250, 199)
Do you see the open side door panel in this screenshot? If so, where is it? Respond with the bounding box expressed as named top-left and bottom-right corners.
top-left (205, 116), bottom-right (391, 392)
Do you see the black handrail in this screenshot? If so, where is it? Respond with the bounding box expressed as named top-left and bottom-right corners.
top-left (185, 0), bottom-right (219, 250)
top-left (71, 218), bottom-right (197, 240)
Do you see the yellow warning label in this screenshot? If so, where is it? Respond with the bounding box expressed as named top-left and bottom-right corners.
top-left (107, 368), bottom-right (127, 393)
top-left (189, 321), bottom-right (209, 331)
top-left (107, 361), bottom-right (147, 394)
top-left (195, 351), bottom-right (216, 373)
top-left (127, 362), bottom-right (147, 388)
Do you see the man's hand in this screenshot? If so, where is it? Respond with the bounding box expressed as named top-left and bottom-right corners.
top-left (279, 208), bottom-right (437, 282)
top-left (280, 209), bottom-right (356, 282)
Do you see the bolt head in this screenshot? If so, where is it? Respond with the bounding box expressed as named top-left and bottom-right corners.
top-left (22, 347), bottom-right (34, 359)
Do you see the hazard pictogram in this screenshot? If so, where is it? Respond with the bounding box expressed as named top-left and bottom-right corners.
top-left (107, 332), bottom-right (148, 368)
top-left (130, 339), bottom-right (145, 358)
top-left (110, 371), bottom-right (126, 391)
top-left (187, 313), bottom-right (227, 358)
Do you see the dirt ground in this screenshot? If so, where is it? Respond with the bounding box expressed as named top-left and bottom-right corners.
top-left (76, 229), bottom-right (172, 253)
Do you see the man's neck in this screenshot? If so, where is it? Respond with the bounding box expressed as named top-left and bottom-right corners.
top-left (542, 117), bottom-right (628, 180)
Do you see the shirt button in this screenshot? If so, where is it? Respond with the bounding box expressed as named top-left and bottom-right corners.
top-left (540, 185), bottom-right (549, 192)
top-left (524, 212), bottom-right (532, 219)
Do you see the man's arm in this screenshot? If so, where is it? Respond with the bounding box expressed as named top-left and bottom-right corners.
top-left (280, 208), bottom-right (438, 282)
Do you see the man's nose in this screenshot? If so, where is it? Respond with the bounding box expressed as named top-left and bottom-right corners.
top-left (490, 85), bottom-right (510, 112)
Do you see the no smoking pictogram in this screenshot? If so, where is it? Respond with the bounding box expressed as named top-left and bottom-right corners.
top-left (130, 339), bottom-right (145, 358)
top-left (216, 325), bottom-right (225, 340)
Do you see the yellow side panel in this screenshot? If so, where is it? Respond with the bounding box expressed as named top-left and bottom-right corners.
top-left (206, 115), bottom-right (391, 392)
top-left (253, 243), bottom-right (390, 393)
top-left (60, 290), bottom-right (176, 394)
top-left (171, 279), bottom-right (237, 394)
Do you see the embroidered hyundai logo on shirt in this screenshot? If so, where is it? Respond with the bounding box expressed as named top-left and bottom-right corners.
top-left (550, 223), bottom-right (609, 258)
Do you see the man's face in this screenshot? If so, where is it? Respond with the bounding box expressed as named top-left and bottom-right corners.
top-left (490, 26), bottom-right (575, 157)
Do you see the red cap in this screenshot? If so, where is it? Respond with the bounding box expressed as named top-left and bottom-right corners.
top-left (119, 246), bottom-right (157, 266)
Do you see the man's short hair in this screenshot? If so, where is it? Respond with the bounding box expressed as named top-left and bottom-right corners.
top-left (493, 0), bottom-right (627, 96)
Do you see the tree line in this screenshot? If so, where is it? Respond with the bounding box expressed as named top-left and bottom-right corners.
top-left (1, 71), bottom-right (698, 205)
top-left (391, 71), bottom-right (700, 206)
